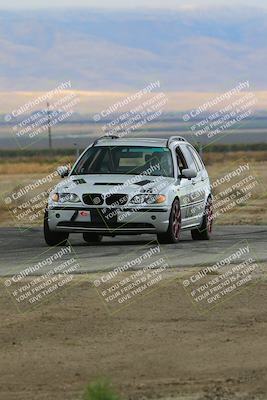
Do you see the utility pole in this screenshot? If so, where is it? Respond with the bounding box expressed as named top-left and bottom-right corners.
top-left (74, 143), bottom-right (80, 158)
top-left (47, 102), bottom-right (52, 150)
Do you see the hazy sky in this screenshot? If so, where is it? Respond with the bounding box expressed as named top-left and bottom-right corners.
top-left (0, 0), bottom-right (267, 8)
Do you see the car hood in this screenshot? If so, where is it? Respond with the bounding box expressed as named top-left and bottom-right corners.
top-left (57, 174), bottom-right (174, 196)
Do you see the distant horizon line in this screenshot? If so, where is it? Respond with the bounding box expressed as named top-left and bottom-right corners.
top-left (1, 89), bottom-right (267, 114)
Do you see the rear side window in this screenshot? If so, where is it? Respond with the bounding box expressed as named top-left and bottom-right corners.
top-left (188, 146), bottom-right (205, 170)
top-left (176, 147), bottom-right (187, 173)
top-left (180, 145), bottom-right (199, 172)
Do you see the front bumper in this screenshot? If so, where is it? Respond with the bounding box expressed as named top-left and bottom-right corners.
top-left (46, 206), bottom-right (170, 234)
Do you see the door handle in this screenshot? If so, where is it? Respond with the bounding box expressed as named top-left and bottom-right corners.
top-left (192, 180), bottom-right (196, 185)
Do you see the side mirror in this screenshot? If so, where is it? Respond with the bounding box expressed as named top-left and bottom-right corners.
top-left (180, 168), bottom-right (197, 180)
top-left (57, 166), bottom-right (70, 178)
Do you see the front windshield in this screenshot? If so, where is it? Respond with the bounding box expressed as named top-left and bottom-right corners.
top-left (72, 146), bottom-right (174, 177)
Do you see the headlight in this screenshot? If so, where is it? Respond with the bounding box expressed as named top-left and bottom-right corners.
top-left (60, 193), bottom-right (81, 203)
top-left (51, 193), bottom-right (59, 202)
top-left (50, 192), bottom-right (81, 203)
top-left (130, 194), bottom-right (166, 205)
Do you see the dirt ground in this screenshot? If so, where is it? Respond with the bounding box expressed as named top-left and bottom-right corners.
top-left (0, 267), bottom-right (267, 400)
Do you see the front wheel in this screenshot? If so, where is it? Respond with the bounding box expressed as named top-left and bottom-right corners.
top-left (44, 211), bottom-right (69, 246)
top-left (157, 199), bottom-right (181, 244)
top-left (191, 197), bottom-right (213, 241)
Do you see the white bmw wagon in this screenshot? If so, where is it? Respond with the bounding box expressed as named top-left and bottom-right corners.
top-left (44, 136), bottom-right (213, 245)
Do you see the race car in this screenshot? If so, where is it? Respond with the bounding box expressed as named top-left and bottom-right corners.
top-left (44, 136), bottom-right (213, 245)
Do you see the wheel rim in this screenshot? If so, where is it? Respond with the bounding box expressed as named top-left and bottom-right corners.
top-left (172, 202), bottom-right (181, 240)
top-left (206, 200), bottom-right (213, 233)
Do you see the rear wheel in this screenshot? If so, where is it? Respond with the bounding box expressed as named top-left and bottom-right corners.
top-left (44, 211), bottom-right (69, 246)
top-left (157, 199), bottom-right (181, 244)
top-left (83, 233), bottom-right (103, 244)
top-left (191, 197), bottom-right (213, 240)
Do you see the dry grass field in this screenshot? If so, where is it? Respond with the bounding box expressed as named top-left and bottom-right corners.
top-left (0, 151), bottom-right (266, 227)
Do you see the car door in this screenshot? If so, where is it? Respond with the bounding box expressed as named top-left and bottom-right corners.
top-left (174, 145), bottom-right (196, 228)
top-left (178, 144), bottom-right (206, 227)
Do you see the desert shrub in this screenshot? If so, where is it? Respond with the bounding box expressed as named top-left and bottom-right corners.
top-left (83, 380), bottom-right (121, 400)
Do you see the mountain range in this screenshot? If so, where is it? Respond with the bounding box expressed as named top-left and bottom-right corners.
top-left (0, 7), bottom-right (267, 92)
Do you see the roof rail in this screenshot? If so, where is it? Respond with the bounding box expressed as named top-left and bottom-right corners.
top-left (92, 135), bottom-right (119, 147)
top-left (166, 136), bottom-right (187, 147)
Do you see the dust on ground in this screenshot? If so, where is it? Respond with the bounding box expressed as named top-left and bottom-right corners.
top-left (0, 267), bottom-right (266, 400)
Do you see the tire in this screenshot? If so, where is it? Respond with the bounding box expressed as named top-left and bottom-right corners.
top-left (44, 211), bottom-right (69, 246)
top-left (157, 199), bottom-right (181, 244)
top-left (191, 197), bottom-right (213, 241)
top-left (83, 233), bottom-right (103, 244)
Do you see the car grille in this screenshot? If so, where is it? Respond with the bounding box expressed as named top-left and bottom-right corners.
top-left (82, 193), bottom-right (128, 206)
top-left (82, 193), bottom-right (104, 205)
top-left (105, 194), bottom-right (128, 206)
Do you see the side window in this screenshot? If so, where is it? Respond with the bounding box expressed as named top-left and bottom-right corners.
top-left (180, 146), bottom-right (199, 172)
top-left (188, 146), bottom-right (205, 170)
top-left (176, 146), bottom-right (187, 174)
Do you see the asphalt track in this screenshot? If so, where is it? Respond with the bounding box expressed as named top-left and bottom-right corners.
top-left (0, 225), bottom-right (266, 278)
